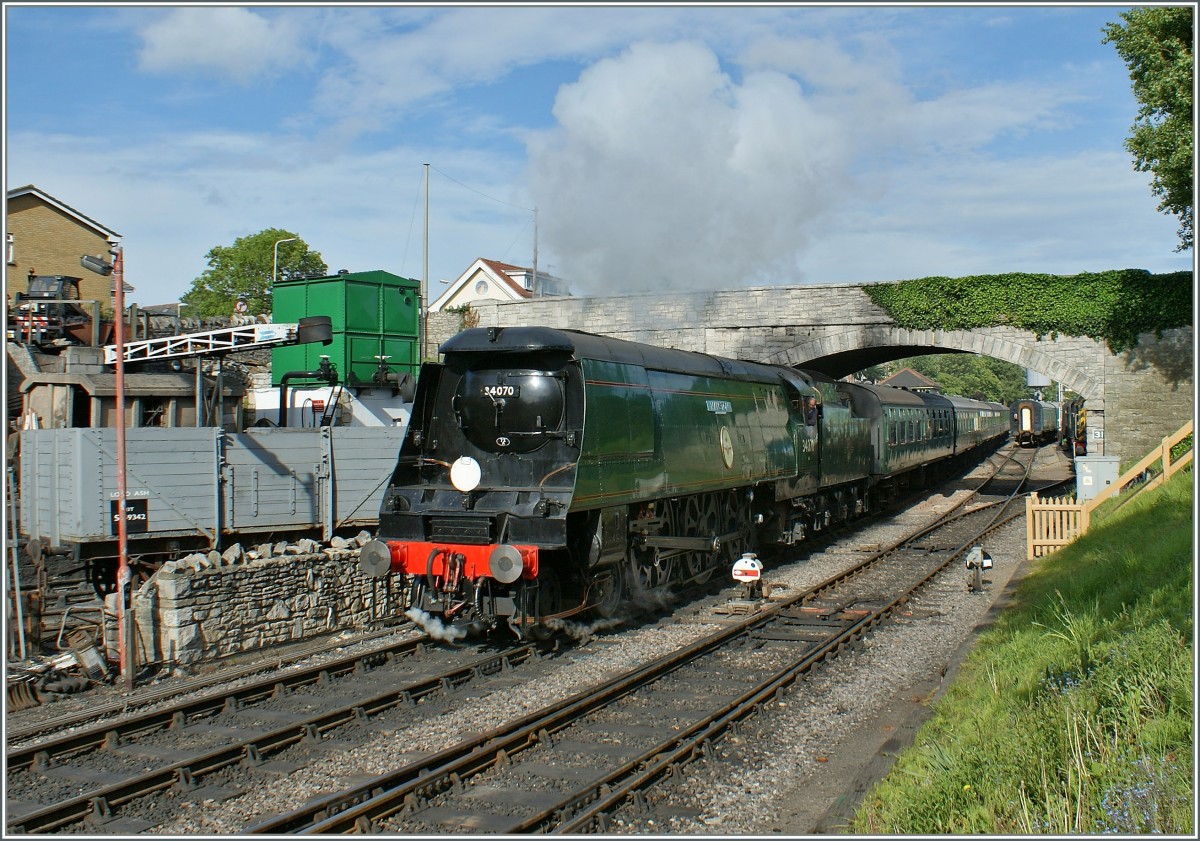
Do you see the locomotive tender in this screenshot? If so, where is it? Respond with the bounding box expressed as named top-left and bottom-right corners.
top-left (1010, 398), bottom-right (1059, 447)
top-left (360, 326), bottom-right (1008, 636)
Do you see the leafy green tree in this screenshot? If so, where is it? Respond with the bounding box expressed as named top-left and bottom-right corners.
top-left (856, 363), bottom-right (892, 383)
top-left (180, 228), bottom-right (327, 317)
top-left (876, 353), bottom-right (1031, 404)
top-left (1104, 7), bottom-right (1194, 250)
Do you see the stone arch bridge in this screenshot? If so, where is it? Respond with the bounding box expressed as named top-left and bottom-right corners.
top-left (428, 281), bottom-right (1194, 462)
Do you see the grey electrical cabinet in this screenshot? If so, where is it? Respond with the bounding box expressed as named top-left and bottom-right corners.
top-left (1075, 456), bottom-right (1121, 503)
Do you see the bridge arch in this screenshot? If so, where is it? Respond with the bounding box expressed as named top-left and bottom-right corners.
top-left (429, 282), bottom-right (1192, 460)
top-left (765, 326), bottom-right (1103, 400)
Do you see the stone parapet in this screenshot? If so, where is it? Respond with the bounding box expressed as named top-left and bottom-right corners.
top-left (425, 287), bottom-right (1192, 463)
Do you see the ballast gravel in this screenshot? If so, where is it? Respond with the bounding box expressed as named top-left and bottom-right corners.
top-left (8, 448), bottom-right (1068, 836)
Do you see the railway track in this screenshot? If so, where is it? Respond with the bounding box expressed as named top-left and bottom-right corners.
top-left (4, 633), bottom-right (562, 834)
top-left (5, 622), bottom-right (418, 744)
top-left (7, 445), bottom-right (1064, 835)
top-left (232, 449), bottom-right (1049, 834)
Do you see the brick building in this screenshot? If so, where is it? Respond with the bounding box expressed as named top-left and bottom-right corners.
top-left (5, 184), bottom-right (123, 312)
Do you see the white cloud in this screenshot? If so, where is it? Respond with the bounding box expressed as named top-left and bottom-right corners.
top-left (305, 6), bottom-right (689, 129)
top-left (524, 33), bottom-right (1178, 296)
top-left (8, 6), bottom-right (1186, 309)
top-left (793, 150), bottom-right (1192, 282)
top-left (529, 41), bottom-right (866, 294)
top-left (138, 7), bottom-right (311, 84)
top-left (5, 126), bottom-right (535, 305)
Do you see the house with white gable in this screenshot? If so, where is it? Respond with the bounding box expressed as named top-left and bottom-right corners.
top-left (428, 258), bottom-right (569, 312)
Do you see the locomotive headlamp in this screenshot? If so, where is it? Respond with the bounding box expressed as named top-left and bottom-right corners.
top-left (450, 456), bottom-right (482, 492)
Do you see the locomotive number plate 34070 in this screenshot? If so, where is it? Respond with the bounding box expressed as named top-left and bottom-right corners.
top-left (482, 385), bottom-right (520, 398)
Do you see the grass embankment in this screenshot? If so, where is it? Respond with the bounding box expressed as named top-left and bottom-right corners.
top-left (852, 469), bottom-right (1194, 835)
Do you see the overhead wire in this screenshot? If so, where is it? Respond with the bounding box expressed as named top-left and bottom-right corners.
top-left (429, 165), bottom-right (533, 213)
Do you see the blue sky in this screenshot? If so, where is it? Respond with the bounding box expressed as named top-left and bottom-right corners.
top-left (4, 2), bottom-right (1193, 307)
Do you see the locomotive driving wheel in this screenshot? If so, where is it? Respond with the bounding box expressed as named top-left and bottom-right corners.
top-left (631, 501), bottom-right (676, 593)
top-left (588, 563), bottom-right (626, 618)
top-left (720, 489), bottom-right (753, 565)
top-left (683, 493), bottom-right (720, 584)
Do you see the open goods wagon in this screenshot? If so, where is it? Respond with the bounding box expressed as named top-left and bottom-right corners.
top-left (18, 425), bottom-right (404, 595)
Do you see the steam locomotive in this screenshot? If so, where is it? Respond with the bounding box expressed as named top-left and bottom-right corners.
top-left (359, 326), bottom-right (1008, 636)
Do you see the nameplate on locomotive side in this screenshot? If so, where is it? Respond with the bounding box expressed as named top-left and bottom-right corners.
top-left (706, 399), bottom-right (733, 415)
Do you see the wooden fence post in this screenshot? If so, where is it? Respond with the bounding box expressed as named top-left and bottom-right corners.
top-left (1025, 492), bottom-right (1034, 561)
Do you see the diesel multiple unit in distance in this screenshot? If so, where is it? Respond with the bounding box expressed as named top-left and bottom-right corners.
top-left (1010, 398), bottom-right (1058, 447)
top-left (1060, 396), bottom-right (1087, 457)
top-left (360, 326), bottom-right (1008, 636)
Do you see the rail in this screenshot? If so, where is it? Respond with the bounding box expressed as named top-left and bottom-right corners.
top-left (1026, 420), bottom-right (1193, 560)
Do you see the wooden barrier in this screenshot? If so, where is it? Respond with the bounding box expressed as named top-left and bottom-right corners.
top-left (1026, 493), bottom-right (1088, 559)
top-left (1081, 419), bottom-right (1194, 514)
top-left (1025, 420), bottom-right (1193, 560)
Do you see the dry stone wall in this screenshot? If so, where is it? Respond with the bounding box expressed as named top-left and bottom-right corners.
top-left (105, 533), bottom-right (403, 668)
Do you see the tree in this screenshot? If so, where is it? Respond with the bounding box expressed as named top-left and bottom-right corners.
top-left (872, 353), bottom-right (1031, 405)
top-left (180, 228), bottom-right (327, 317)
top-left (1103, 7), bottom-right (1194, 250)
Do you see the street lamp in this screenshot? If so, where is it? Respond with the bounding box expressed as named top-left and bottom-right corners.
top-left (82, 246), bottom-right (134, 691)
top-left (273, 237), bottom-right (299, 288)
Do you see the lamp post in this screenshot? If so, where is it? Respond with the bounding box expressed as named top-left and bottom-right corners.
top-left (273, 237), bottom-right (299, 289)
top-left (81, 246), bottom-right (134, 691)
top-left (422, 163), bottom-right (429, 363)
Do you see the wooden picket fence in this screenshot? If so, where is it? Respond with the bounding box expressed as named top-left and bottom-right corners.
top-left (1026, 420), bottom-right (1193, 560)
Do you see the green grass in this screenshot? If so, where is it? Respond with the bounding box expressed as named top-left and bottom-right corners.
top-left (850, 469), bottom-right (1194, 835)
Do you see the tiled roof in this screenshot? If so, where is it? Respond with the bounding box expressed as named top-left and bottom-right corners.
top-left (880, 367), bottom-right (940, 390)
top-left (7, 184), bottom-right (122, 239)
top-left (478, 258), bottom-right (533, 298)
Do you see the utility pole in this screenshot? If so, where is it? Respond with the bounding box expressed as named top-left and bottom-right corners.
top-left (112, 247), bottom-right (134, 692)
top-left (422, 163), bottom-right (429, 362)
top-left (532, 206), bottom-right (538, 297)
top-left (82, 246), bottom-right (134, 690)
